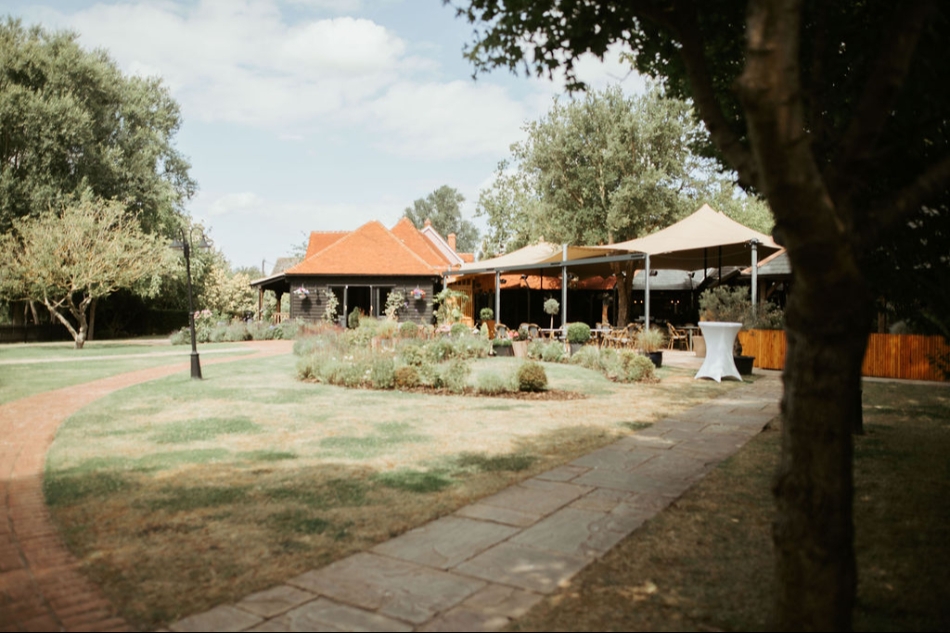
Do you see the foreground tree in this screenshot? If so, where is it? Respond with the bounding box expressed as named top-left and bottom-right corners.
top-left (0, 195), bottom-right (173, 348)
top-left (404, 185), bottom-right (479, 252)
top-left (453, 0), bottom-right (948, 629)
top-left (0, 18), bottom-right (195, 235)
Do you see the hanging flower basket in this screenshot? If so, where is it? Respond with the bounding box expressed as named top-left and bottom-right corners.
top-left (292, 286), bottom-right (310, 298)
top-left (411, 287), bottom-right (426, 300)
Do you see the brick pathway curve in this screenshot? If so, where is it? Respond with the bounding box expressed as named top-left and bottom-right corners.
top-left (0, 340), bottom-right (293, 632)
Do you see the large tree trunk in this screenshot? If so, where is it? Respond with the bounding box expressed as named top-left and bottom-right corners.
top-left (612, 261), bottom-right (634, 326)
top-left (773, 263), bottom-right (871, 630)
top-left (88, 297), bottom-right (97, 342)
top-left (737, 1), bottom-right (873, 627)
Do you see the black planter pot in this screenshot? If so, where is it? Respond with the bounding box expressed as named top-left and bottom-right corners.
top-left (493, 345), bottom-right (513, 357)
top-left (734, 355), bottom-right (755, 375)
top-left (647, 351), bottom-right (663, 368)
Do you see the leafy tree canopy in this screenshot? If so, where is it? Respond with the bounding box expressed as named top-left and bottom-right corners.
top-left (0, 193), bottom-right (175, 348)
top-left (476, 85), bottom-right (771, 256)
top-left (403, 185), bottom-right (479, 253)
top-left (0, 17), bottom-right (196, 235)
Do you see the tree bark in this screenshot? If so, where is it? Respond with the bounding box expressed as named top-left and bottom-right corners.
top-left (88, 297), bottom-right (97, 342)
top-left (737, 0), bottom-right (871, 628)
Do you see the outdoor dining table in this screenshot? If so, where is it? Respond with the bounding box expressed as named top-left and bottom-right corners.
top-left (679, 325), bottom-right (701, 352)
top-left (694, 321), bottom-right (743, 382)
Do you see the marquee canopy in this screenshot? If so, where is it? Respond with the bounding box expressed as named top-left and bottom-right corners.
top-left (608, 204), bottom-right (780, 270)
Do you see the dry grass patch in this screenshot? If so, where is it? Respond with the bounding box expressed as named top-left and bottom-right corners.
top-left (508, 379), bottom-right (950, 632)
top-left (45, 353), bottom-right (744, 630)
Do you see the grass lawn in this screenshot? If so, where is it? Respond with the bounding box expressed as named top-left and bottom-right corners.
top-left (0, 341), bottom-right (252, 404)
top-left (43, 351), bottom-right (742, 630)
top-left (508, 379), bottom-right (950, 631)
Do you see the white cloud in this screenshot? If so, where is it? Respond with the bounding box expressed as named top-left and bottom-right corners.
top-left (283, 0), bottom-right (364, 12)
top-left (208, 192), bottom-right (266, 216)
top-left (359, 80), bottom-right (529, 160)
top-left (49, 0), bottom-right (528, 158)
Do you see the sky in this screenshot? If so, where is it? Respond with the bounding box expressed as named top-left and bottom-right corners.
top-left (6, 0), bottom-right (646, 271)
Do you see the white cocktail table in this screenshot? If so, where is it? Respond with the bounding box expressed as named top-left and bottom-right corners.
top-left (695, 321), bottom-right (743, 382)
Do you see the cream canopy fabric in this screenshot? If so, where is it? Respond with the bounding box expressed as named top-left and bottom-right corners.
top-left (455, 240), bottom-right (619, 275)
top-left (609, 204), bottom-right (780, 270)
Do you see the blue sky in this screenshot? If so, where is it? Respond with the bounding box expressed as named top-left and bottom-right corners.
top-left (7, 1), bottom-right (645, 270)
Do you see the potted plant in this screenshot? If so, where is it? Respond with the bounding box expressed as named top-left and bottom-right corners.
top-left (565, 322), bottom-right (591, 355)
top-left (491, 336), bottom-right (513, 357)
top-left (512, 326), bottom-right (530, 358)
top-left (698, 286), bottom-right (756, 374)
top-left (543, 297), bottom-right (560, 334)
top-left (479, 306), bottom-right (495, 339)
top-left (636, 327), bottom-right (666, 368)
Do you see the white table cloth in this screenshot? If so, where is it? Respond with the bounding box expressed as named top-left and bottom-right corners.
top-left (695, 321), bottom-right (743, 382)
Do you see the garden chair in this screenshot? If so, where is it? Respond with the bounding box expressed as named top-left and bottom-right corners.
top-left (494, 323), bottom-right (508, 340)
top-left (667, 323), bottom-right (689, 350)
top-left (528, 323), bottom-right (540, 339)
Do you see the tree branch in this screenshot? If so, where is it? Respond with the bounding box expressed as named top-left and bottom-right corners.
top-left (670, 0), bottom-right (759, 190)
top-left (826, 0), bottom-right (936, 198)
top-left (860, 152), bottom-right (950, 249)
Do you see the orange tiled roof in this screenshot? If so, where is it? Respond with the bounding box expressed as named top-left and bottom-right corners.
top-left (390, 217), bottom-right (453, 267)
top-left (304, 231), bottom-right (348, 259)
top-left (286, 220), bottom-right (447, 276)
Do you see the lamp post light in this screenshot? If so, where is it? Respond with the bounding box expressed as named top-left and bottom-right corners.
top-left (171, 227), bottom-right (212, 379)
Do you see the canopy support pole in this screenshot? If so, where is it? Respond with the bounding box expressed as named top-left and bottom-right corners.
top-left (751, 239), bottom-right (759, 319)
top-left (495, 271), bottom-right (501, 326)
top-left (561, 244), bottom-right (568, 331)
top-left (645, 254), bottom-right (651, 330)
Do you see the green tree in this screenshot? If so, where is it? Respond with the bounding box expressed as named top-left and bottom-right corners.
top-left (403, 185), bottom-right (479, 253)
top-left (454, 0), bottom-right (949, 628)
top-left (477, 85), bottom-right (750, 323)
top-left (0, 18), bottom-right (195, 235)
top-left (198, 262), bottom-right (258, 320)
top-left (0, 195), bottom-right (174, 348)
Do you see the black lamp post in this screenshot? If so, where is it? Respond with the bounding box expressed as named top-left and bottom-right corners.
top-left (171, 228), bottom-right (212, 379)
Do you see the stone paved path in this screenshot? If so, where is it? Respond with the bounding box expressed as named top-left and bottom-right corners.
top-left (165, 357), bottom-right (782, 633)
top-left (0, 340), bottom-right (293, 632)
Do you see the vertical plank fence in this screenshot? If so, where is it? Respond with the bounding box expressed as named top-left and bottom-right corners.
top-left (737, 330), bottom-right (949, 382)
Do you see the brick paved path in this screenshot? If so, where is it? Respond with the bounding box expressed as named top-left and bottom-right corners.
top-left (0, 341), bottom-right (293, 632)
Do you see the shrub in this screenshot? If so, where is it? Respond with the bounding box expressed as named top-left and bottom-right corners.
top-left (426, 338), bottom-right (456, 363)
top-left (347, 307), bottom-right (361, 329)
top-left (453, 335), bottom-right (492, 359)
top-left (393, 365), bottom-right (420, 389)
top-left (479, 307), bottom-right (494, 321)
top-left (370, 357), bottom-right (395, 389)
top-left (169, 328), bottom-right (190, 345)
top-left (376, 319), bottom-right (398, 339)
top-left (476, 372), bottom-right (511, 395)
top-left (398, 321), bottom-right (419, 339)
top-left (450, 322), bottom-right (471, 338)
top-left (516, 361), bottom-right (548, 392)
top-left (570, 345), bottom-right (604, 371)
top-left (566, 322), bottom-right (591, 344)
top-left (527, 340), bottom-right (545, 360)
top-left (699, 286), bottom-right (752, 324)
top-left (636, 327), bottom-right (665, 353)
top-left (396, 339), bottom-right (426, 366)
top-left (621, 350), bottom-right (657, 382)
top-left (541, 342), bottom-right (566, 363)
top-left (415, 360), bottom-right (440, 387)
top-left (441, 358), bottom-right (471, 393)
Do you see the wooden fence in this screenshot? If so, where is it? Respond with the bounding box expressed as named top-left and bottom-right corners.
top-left (737, 329), bottom-right (950, 382)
